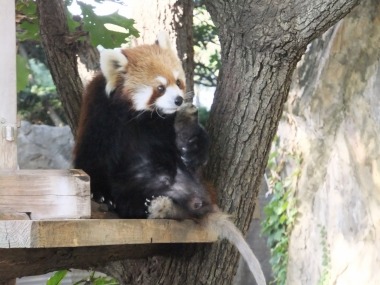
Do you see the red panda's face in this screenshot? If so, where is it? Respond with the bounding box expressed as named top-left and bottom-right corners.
top-left (100, 33), bottom-right (186, 114)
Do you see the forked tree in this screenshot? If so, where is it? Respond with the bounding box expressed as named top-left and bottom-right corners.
top-left (36, 0), bottom-right (361, 284)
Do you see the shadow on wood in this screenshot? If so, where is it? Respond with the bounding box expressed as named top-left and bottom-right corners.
top-left (0, 243), bottom-right (207, 281)
top-left (0, 169), bottom-right (217, 281)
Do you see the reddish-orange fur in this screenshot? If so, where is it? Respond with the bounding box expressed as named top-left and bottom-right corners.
top-left (74, 73), bottom-right (105, 157)
top-left (120, 45), bottom-right (185, 101)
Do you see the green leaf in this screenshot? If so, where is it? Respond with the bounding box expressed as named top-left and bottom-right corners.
top-left (279, 213), bottom-right (287, 224)
top-left (66, 12), bottom-right (79, 34)
top-left (16, 1), bottom-right (40, 42)
top-left (18, 19), bottom-right (40, 42)
top-left (274, 182), bottom-right (284, 192)
top-left (78, 2), bottom-right (139, 48)
top-left (94, 276), bottom-right (119, 285)
top-left (16, 55), bottom-right (30, 92)
top-left (46, 270), bottom-right (68, 285)
top-left (16, 1), bottom-right (37, 17)
top-left (275, 201), bottom-right (288, 215)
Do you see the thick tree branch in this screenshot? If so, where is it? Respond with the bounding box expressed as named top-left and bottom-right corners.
top-left (206, 0), bottom-right (361, 52)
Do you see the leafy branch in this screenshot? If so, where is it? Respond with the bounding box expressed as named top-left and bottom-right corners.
top-left (46, 270), bottom-right (119, 285)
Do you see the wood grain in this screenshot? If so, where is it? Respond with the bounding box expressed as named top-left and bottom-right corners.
top-left (0, 219), bottom-right (217, 248)
top-left (0, 169), bottom-right (91, 219)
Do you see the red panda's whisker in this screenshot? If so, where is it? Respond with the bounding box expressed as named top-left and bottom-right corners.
top-left (155, 107), bottom-right (165, 119)
top-left (126, 109), bottom-right (148, 124)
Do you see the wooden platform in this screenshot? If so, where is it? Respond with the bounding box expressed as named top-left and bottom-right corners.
top-left (0, 169), bottom-right (216, 248)
top-left (0, 217), bottom-right (217, 281)
top-left (0, 169), bottom-right (91, 219)
top-left (0, 219), bottom-right (217, 248)
top-left (0, 169), bottom-right (217, 281)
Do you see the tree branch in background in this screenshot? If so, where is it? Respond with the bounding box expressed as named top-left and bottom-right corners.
top-left (36, 0), bottom-right (83, 134)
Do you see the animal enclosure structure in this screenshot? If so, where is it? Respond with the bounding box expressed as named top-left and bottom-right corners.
top-left (0, 2), bottom-right (215, 283)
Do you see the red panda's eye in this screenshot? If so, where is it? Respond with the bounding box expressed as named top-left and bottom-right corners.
top-left (176, 79), bottom-right (181, 88)
top-left (157, 85), bottom-right (166, 93)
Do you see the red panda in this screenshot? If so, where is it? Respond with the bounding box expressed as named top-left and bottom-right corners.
top-left (73, 32), bottom-right (265, 285)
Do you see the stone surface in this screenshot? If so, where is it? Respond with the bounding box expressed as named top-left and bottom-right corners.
top-left (17, 121), bottom-right (74, 169)
top-left (285, 1), bottom-right (380, 284)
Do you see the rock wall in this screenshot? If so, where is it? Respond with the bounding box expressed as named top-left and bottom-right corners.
top-left (285, 0), bottom-right (380, 284)
top-left (17, 121), bottom-right (73, 169)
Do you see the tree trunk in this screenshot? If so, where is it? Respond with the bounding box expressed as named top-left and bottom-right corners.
top-left (192, 1), bottom-right (359, 284)
top-left (102, 1), bottom-right (360, 284)
top-left (36, 0), bottom-right (83, 133)
top-left (283, 0), bottom-right (380, 284)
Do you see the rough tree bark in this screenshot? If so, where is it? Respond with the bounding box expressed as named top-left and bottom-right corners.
top-left (33, 0), bottom-right (361, 284)
top-left (281, 0), bottom-right (380, 284)
top-left (194, 1), bottom-right (359, 284)
top-left (102, 1), bottom-right (360, 284)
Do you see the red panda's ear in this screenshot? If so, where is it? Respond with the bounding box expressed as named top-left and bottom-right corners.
top-left (100, 49), bottom-right (128, 96)
top-left (155, 31), bottom-right (173, 50)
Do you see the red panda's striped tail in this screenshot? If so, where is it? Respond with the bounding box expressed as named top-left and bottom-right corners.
top-left (205, 210), bottom-right (267, 285)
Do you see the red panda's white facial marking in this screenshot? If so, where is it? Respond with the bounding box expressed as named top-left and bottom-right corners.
top-left (133, 86), bottom-right (154, 111)
top-left (156, 76), bottom-right (167, 86)
top-left (154, 84), bottom-right (184, 114)
top-left (130, 76), bottom-right (184, 114)
top-left (99, 32), bottom-right (186, 114)
top-left (145, 75), bottom-right (183, 114)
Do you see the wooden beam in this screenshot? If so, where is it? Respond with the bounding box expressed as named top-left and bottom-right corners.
top-left (1, 280), bottom-right (16, 285)
top-left (0, 203), bottom-right (217, 280)
top-left (1, 2), bottom-right (20, 284)
top-left (0, 169), bottom-right (91, 219)
top-left (0, 219), bottom-right (217, 248)
top-left (0, 242), bottom-right (207, 281)
top-left (0, 0), bottom-right (17, 170)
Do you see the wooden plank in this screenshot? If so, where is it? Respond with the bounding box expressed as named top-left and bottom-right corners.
top-left (0, 4), bottom-right (23, 283)
top-left (0, 209), bottom-right (30, 220)
top-left (1, 280), bottom-right (16, 285)
top-left (0, 219), bottom-right (217, 248)
top-left (0, 169), bottom-right (91, 219)
top-left (0, 0), bottom-right (17, 170)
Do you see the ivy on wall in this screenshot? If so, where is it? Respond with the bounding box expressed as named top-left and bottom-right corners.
top-left (262, 136), bottom-right (301, 285)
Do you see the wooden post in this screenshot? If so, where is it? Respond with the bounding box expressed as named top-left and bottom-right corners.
top-left (1, 2), bottom-right (18, 284)
top-left (0, 0), bottom-right (17, 170)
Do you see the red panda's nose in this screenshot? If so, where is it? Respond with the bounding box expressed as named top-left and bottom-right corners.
top-left (174, 96), bottom-right (183, 106)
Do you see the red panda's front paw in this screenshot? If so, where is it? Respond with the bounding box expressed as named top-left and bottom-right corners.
top-left (147, 196), bottom-right (176, 219)
top-left (179, 133), bottom-right (209, 171)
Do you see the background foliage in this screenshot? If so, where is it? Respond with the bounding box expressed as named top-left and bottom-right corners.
top-left (262, 136), bottom-right (300, 284)
top-left (16, 0), bottom-right (138, 125)
top-left (47, 270), bottom-right (119, 285)
top-left (16, 0), bottom-right (218, 126)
